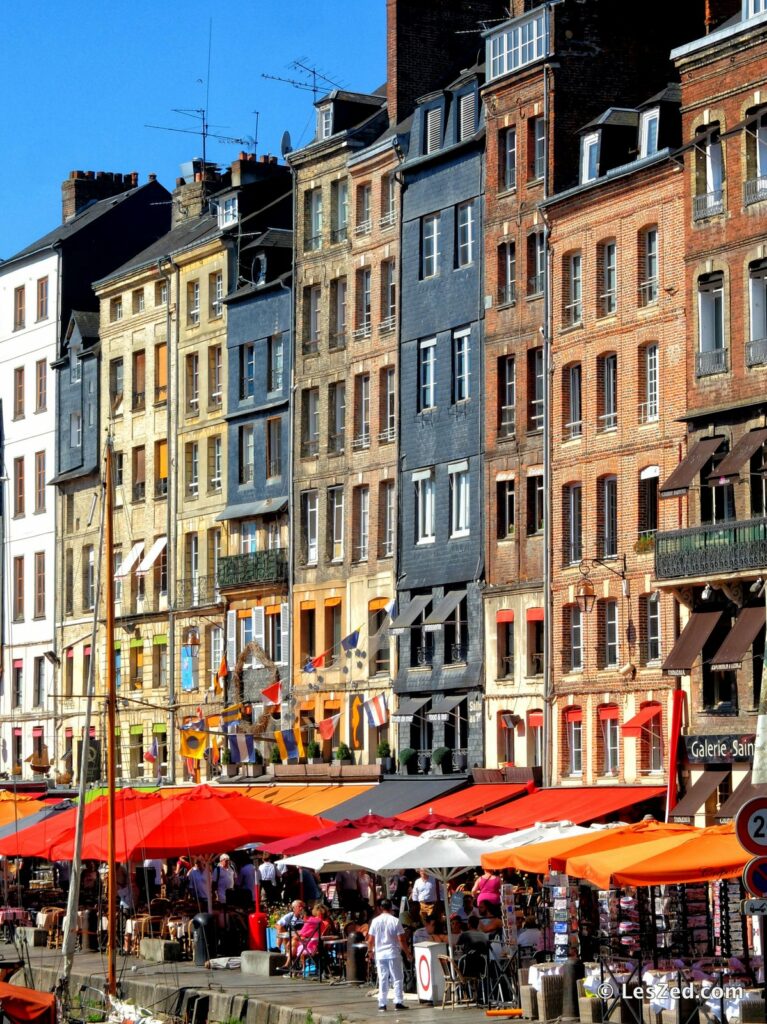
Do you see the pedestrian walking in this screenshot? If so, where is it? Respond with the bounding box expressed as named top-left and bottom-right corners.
top-left (367, 899), bottom-right (411, 1012)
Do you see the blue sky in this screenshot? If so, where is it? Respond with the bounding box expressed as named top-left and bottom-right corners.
top-left (1, 0), bottom-right (385, 258)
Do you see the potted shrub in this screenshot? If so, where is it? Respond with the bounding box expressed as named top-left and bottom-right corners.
top-left (399, 747), bottom-right (417, 775)
top-left (221, 746), bottom-right (239, 778)
top-left (306, 740), bottom-right (324, 765)
top-left (634, 534), bottom-right (655, 555)
top-left (417, 750), bottom-right (431, 775)
top-left (335, 742), bottom-right (352, 766)
top-left (267, 744), bottom-right (281, 774)
top-left (432, 746), bottom-right (452, 774)
top-left (453, 750), bottom-right (468, 772)
top-left (376, 740), bottom-right (393, 773)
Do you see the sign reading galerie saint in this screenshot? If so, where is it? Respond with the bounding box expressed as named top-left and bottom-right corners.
top-left (684, 735), bottom-right (755, 763)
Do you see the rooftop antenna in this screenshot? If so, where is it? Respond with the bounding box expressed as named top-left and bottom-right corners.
top-left (262, 56), bottom-right (344, 104)
top-left (253, 111), bottom-right (260, 159)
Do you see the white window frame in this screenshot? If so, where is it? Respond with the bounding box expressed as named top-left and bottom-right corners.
top-left (309, 286), bottom-right (321, 345)
top-left (698, 276), bottom-right (725, 353)
top-left (581, 132), bottom-right (600, 183)
top-left (602, 716), bottom-right (620, 776)
top-left (384, 367), bottom-right (396, 437)
top-left (533, 116), bottom-right (546, 180)
top-left (304, 491), bottom-right (319, 564)
top-left (570, 606), bottom-right (583, 671)
top-left (240, 426), bottom-right (254, 484)
top-left (453, 329), bottom-right (470, 402)
top-left (567, 717), bottom-right (583, 775)
top-left (210, 271), bottom-right (224, 318)
top-left (645, 343), bottom-right (659, 422)
top-left (567, 483), bottom-right (582, 564)
top-left (750, 0), bottom-right (767, 13)
top-left (646, 593), bottom-right (661, 663)
top-left (382, 480), bottom-right (395, 557)
top-left (418, 337), bottom-right (436, 410)
top-left (502, 126), bottom-right (517, 191)
top-left (422, 214), bottom-right (440, 278)
top-left (329, 486), bottom-right (344, 562)
top-left (414, 470), bottom-right (435, 544)
top-left (70, 411), bottom-right (82, 448)
top-left (211, 436), bottom-right (222, 491)
top-left (602, 353), bottom-right (618, 430)
top-left (749, 263), bottom-right (767, 343)
top-left (602, 240), bottom-right (617, 315)
top-left (309, 189), bottom-right (323, 248)
top-left (567, 363), bottom-right (582, 438)
top-left (487, 10), bottom-right (548, 83)
top-left (640, 109), bottom-right (660, 158)
top-left (603, 476), bottom-right (618, 558)
top-left (500, 356), bottom-right (515, 435)
top-left (188, 281), bottom-right (200, 326)
top-left (566, 252), bottom-right (582, 324)
top-left (604, 599), bottom-right (619, 667)
top-left (318, 105), bottom-right (333, 139)
top-left (448, 463), bottom-right (470, 538)
top-left (456, 201), bottom-right (475, 267)
top-left (218, 196), bottom-right (238, 228)
top-left (356, 485), bottom-right (370, 562)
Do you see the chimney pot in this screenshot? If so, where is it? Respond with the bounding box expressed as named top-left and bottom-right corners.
top-left (148, 173), bottom-right (157, 183)
top-left (239, 151), bottom-right (247, 161)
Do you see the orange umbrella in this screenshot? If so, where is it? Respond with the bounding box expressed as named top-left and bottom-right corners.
top-left (565, 824), bottom-right (739, 888)
top-left (481, 820), bottom-right (696, 873)
top-left (0, 798), bottom-right (50, 828)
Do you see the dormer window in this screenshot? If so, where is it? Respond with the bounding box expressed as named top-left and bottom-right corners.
top-left (254, 253), bottom-right (267, 286)
top-left (581, 132), bottom-right (600, 183)
top-left (458, 93), bottom-right (475, 142)
top-left (425, 107), bottom-right (442, 155)
top-left (640, 109), bottom-right (660, 158)
top-left (318, 105), bottom-right (333, 140)
top-left (218, 196), bottom-right (238, 229)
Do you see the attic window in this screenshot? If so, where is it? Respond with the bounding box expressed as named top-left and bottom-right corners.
top-left (581, 132), bottom-right (600, 184)
top-left (748, 0), bottom-right (767, 17)
top-left (458, 94), bottom-right (475, 141)
top-left (318, 105), bottom-right (333, 140)
top-left (640, 109), bottom-right (660, 158)
top-left (425, 107), bottom-right (442, 155)
top-left (218, 196), bottom-right (238, 228)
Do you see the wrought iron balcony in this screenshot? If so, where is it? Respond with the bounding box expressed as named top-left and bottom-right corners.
top-left (655, 515), bottom-right (767, 580)
top-left (695, 348), bottom-right (728, 377)
top-left (746, 337), bottom-right (767, 367)
top-left (218, 549), bottom-right (288, 589)
top-left (176, 574), bottom-right (220, 608)
top-left (693, 189), bottom-right (724, 220)
top-left (745, 176), bottom-right (767, 206)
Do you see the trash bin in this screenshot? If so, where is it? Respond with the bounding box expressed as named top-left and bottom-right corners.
top-left (83, 908), bottom-right (98, 952)
top-left (346, 936), bottom-right (367, 982)
top-left (191, 913), bottom-right (217, 966)
top-left (248, 911), bottom-right (268, 951)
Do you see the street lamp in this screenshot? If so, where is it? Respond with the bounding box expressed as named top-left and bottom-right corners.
top-left (575, 555), bottom-right (629, 615)
top-left (575, 578), bottom-right (596, 614)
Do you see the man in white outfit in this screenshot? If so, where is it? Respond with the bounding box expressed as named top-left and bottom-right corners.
top-left (367, 899), bottom-right (411, 1011)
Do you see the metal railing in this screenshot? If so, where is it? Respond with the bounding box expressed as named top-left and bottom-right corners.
top-left (638, 400), bottom-right (659, 424)
top-left (563, 541), bottom-right (582, 566)
top-left (635, 528), bottom-right (656, 554)
top-left (302, 339), bottom-right (319, 356)
top-left (598, 411), bottom-right (617, 431)
top-left (597, 538), bottom-right (618, 561)
top-left (528, 653), bottom-right (544, 676)
top-left (415, 647), bottom-right (433, 667)
top-left (328, 431), bottom-right (345, 455)
top-left (693, 189), bottom-right (724, 220)
top-left (330, 227), bottom-right (348, 243)
top-left (154, 385), bottom-right (167, 404)
top-left (354, 220), bottom-right (372, 236)
top-left (352, 322), bottom-right (372, 340)
top-left (132, 391), bottom-right (145, 411)
top-left (379, 210), bottom-right (396, 229)
top-left (305, 234), bottom-right (322, 252)
top-left (352, 432), bottom-right (371, 451)
top-left (379, 426), bottom-right (396, 444)
top-left (598, 291), bottom-right (616, 317)
top-left (746, 337), bottom-right (767, 366)
top-left (155, 478), bottom-right (168, 498)
top-left (528, 399), bottom-right (543, 432)
top-left (564, 418), bottom-right (582, 440)
top-left (380, 314), bottom-right (396, 334)
top-left (218, 549), bottom-right (288, 588)
top-left (528, 273), bottom-right (544, 297)
top-left (301, 438), bottom-right (319, 458)
top-left (745, 176), bottom-right (767, 206)
top-left (695, 348), bottom-right (728, 377)
top-left (563, 300), bottom-right (582, 327)
top-left (638, 279), bottom-right (658, 305)
top-left (177, 574), bottom-right (220, 608)
top-left (498, 283), bottom-right (516, 306)
top-left (448, 643), bottom-right (467, 665)
top-left (132, 482), bottom-right (146, 502)
top-left (498, 409), bottom-right (516, 438)
top-left (379, 537), bottom-right (394, 558)
top-left (655, 515), bottom-right (767, 579)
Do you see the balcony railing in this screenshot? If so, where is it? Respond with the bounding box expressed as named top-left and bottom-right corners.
top-left (379, 210), bottom-right (396, 229)
top-left (302, 339), bottom-right (319, 356)
top-left (564, 419), bottom-right (582, 440)
top-left (695, 348), bottom-right (728, 377)
top-left (352, 432), bottom-right (371, 451)
top-left (655, 516), bottom-right (767, 580)
top-left (638, 279), bottom-right (658, 306)
top-left (746, 337), bottom-right (767, 367)
top-left (177, 574), bottom-right (220, 608)
top-left (330, 227), bottom-right (348, 244)
top-left (448, 643), bottom-right (467, 665)
top-left (498, 283), bottom-right (516, 307)
top-left (154, 385), bottom-right (167, 404)
top-left (218, 549), bottom-right (288, 589)
top-left (563, 301), bottom-right (582, 328)
top-left (155, 478), bottom-right (168, 498)
top-left (379, 426), bottom-right (395, 444)
top-left (132, 392), bottom-right (145, 412)
top-left (528, 274), bottom-right (544, 298)
top-left (598, 410), bottom-right (617, 432)
top-left (301, 438), bottom-right (319, 458)
top-left (380, 314), bottom-right (396, 334)
top-left (563, 541), bottom-right (582, 566)
top-left (353, 322), bottom-right (372, 341)
top-left (354, 220), bottom-right (372, 237)
top-left (132, 482), bottom-right (146, 502)
top-left (745, 176), bottom-right (767, 206)
top-left (305, 235), bottom-right (322, 252)
top-left (693, 189), bottom-right (724, 220)
top-left (328, 431), bottom-right (345, 455)
top-left (638, 400), bottom-right (659, 424)
top-left (498, 409), bottom-right (516, 439)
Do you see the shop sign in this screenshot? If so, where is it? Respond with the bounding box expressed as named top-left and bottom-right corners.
top-left (684, 734), bottom-right (755, 763)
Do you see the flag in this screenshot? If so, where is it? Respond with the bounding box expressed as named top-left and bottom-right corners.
top-left (209, 737), bottom-right (220, 766)
top-left (215, 655), bottom-right (228, 696)
top-left (317, 714), bottom-right (341, 741)
top-left (341, 629), bottom-right (360, 653)
top-left (143, 736), bottom-right (158, 763)
top-left (303, 658), bottom-right (315, 673)
top-left (181, 646), bottom-right (196, 692)
top-left (312, 650), bottom-right (329, 669)
top-left (205, 713), bottom-right (222, 731)
top-left (221, 704), bottom-right (243, 725)
top-left (384, 597), bottom-right (396, 618)
top-left (179, 729), bottom-right (206, 760)
top-left (363, 693), bottom-right (389, 728)
top-left (261, 682), bottom-right (282, 705)
top-left (227, 724), bottom-right (255, 764)
top-left (275, 727), bottom-right (305, 763)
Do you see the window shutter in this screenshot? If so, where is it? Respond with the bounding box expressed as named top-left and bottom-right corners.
top-left (226, 610), bottom-right (237, 666)
top-left (459, 94), bottom-right (475, 141)
top-left (279, 602), bottom-right (290, 665)
top-left (426, 108), bottom-right (442, 153)
top-left (252, 606), bottom-right (266, 651)
top-left (750, 274), bottom-right (766, 341)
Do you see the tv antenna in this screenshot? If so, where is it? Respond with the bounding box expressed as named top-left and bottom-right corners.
top-left (145, 109), bottom-right (255, 168)
top-left (262, 57), bottom-right (344, 103)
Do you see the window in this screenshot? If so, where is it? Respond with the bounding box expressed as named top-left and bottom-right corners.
top-left (34, 551), bottom-right (45, 618)
top-left (644, 706), bottom-right (663, 773)
top-left (456, 201), bottom-right (475, 267)
top-left (83, 545), bottom-right (95, 610)
top-left (599, 240), bottom-right (617, 316)
top-left (414, 470), bottom-right (435, 543)
top-left (640, 343), bottom-right (659, 423)
top-left (380, 173), bottom-right (396, 227)
top-left (328, 381), bottom-right (346, 453)
top-left (353, 485), bottom-right (370, 561)
top-left (154, 342), bottom-right (168, 404)
top-left (528, 347), bottom-right (544, 431)
top-left (500, 127), bottom-right (517, 191)
top-left (527, 474), bottom-right (544, 536)
top-left (34, 451), bottom-right (45, 513)
top-left (497, 479), bottom-right (515, 539)
top-left (238, 425), bottom-right (254, 484)
top-left (266, 417), bottom-right (282, 478)
top-left (745, 110), bottom-right (767, 204)
top-left (240, 343), bottom-right (255, 399)
top-left (12, 557), bottom-right (24, 621)
top-left (356, 183), bottom-right (372, 235)
top-left (185, 352), bottom-right (199, 412)
top-left (600, 707), bottom-right (620, 776)
top-left (32, 360), bottom-right (47, 415)
top-left (564, 251), bottom-right (582, 325)
top-left (328, 486), bottom-right (344, 562)
top-left (381, 260), bottom-right (396, 327)
top-left (155, 439), bottom-right (168, 497)
top-left (132, 445), bottom-right (145, 502)
top-left (598, 353), bottom-right (618, 431)
top-left (424, 107), bottom-right (442, 154)
top-left (487, 10), bottom-right (548, 81)
top-left (12, 662), bottom-right (23, 709)
top-left (355, 267), bottom-right (372, 335)
top-left (185, 441), bottom-right (199, 497)
top-left (380, 480), bottom-right (395, 557)
top-left (694, 125), bottom-right (724, 219)
top-left (13, 367), bottom-right (24, 419)
top-left (110, 296), bottom-right (123, 322)
top-left (563, 483), bottom-right (582, 565)
top-left (208, 345), bottom-right (223, 405)
top-left (748, 259), bottom-right (767, 365)
top-left (581, 131), bottom-right (599, 183)
top-left (452, 329), bottom-right (470, 402)
top-left (155, 279), bottom-right (168, 306)
top-left (449, 463), bottom-right (470, 537)
top-left (109, 357), bottom-right (124, 411)
top-left (13, 286), bottom-right (25, 330)
top-left (528, 231), bottom-right (545, 296)
top-left (353, 374), bottom-right (370, 449)
top-left (571, 606), bottom-right (583, 671)
top-left (36, 277), bottom-right (48, 321)
top-left (749, 0), bottom-right (767, 15)
top-left (132, 288), bottom-right (145, 314)
top-left (498, 242), bottom-right (516, 305)
top-left (218, 195), bottom-right (238, 227)
top-left (331, 179), bottom-right (348, 242)
top-left (601, 600), bottom-right (619, 668)
top-left (301, 387), bottom-right (320, 457)
top-left (306, 285), bottom-right (321, 353)
top-left (530, 116), bottom-right (545, 181)
top-left (644, 593), bottom-right (661, 663)
top-left (267, 334), bottom-right (284, 391)
top-left (638, 469), bottom-right (659, 546)
top-left (639, 227), bottom-right (658, 305)
top-left (330, 278), bottom-right (347, 349)
top-left (598, 475), bottom-right (618, 559)
top-left (187, 280), bottom-right (200, 326)
top-left (240, 520), bottom-right (257, 554)
top-left (70, 411), bottom-right (82, 448)
top-left (498, 355), bottom-right (515, 437)
top-left (33, 658), bottom-right (45, 707)
top-left (563, 363), bottom-right (582, 439)
top-left (497, 619), bottom-right (514, 678)
top-left (697, 273), bottom-right (726, 376)
top-left (302, 490), bottom-right (319, 564)
top-left (318, 103), bottom-right (333, 139)
top-left (564, 707), bottom-right (583, 774)
top-left (640, 109), bottom-right (660, 158)
top-left (132, 350), bottom-right (145, 410)
top-left (380, 366), bottom-right (396, 442)
top-left (208, 435), bottom-right (222, 491)
top-left (13, 457), bottom-right (24, 517)
top-left (418, 337), bottom-right (436, 410)
top-left (114, 452), bottom-right (124, 487)
top-left (305, 188), bottom-right (323, 251)
top-left (458, 92), bottom-right (475, 140)
top-left (421, 214), bottom-right (440, 278)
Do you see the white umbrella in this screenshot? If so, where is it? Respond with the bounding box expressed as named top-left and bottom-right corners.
top-left (482, 819), bottom-right (592, 851)
top-left (279, 828), bottom-right (416, 874)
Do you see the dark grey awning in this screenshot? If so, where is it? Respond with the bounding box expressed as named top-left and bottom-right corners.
top-left (660, 436), bottom-right (726, 497)
top-left (423, 591), bottom-right (467, 632)
top-left (669, 770), bottom-right (729, 822)
top-left (391, 696), bottom-right (429, 723)
top-left (708, 428), bottom-right (767, 481)
top-left (427, 694), bottom-right (465, 722)
top-left (710, 606), bottom-right (765, 670)
top-left (216, 496), bottom-right (287, 522)
top-left (320, 777), bottom-right (467, 822)
top-left (661, 611), bottom-right (723, 675)
top-left (389, 595), bottom-right (432, 635)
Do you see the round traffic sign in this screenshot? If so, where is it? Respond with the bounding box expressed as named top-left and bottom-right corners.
top-left (743, 857), bottom-right (767, 898)
top-left (735, 797), bottom-right (767, 855)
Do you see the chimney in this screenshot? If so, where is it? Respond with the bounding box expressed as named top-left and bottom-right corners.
top-left (705, 0), bottom-right (742, 31)
top-left (386, 0), bottom-right (508, 125)
top-left (171, 161), bottom-right (231, 227)
top-left (61, 169), bottom-right (139, 223)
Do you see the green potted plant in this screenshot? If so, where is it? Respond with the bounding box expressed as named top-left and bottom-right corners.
top-left (399, 747), bottom-right (417, 775)
top-left (306, 740), bottom-right (323, 765)
top-left (376, 740), bottom-right (393, 773)
top-left (267, 744), bottom-right (281, 774)
top-left (431, 746), bottom-right (452, 774)
top-left (221, 744), bottom-right (238, 777)
top-left (335, 742), bottom-right (352, 765)
top-left (634, 534), bottom-right (656, 555)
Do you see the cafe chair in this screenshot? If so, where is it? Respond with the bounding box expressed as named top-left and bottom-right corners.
top-left (437, 954), bottom-right (476, 1009)
top-left (539, 972), bottom-right (564, 1021)
top-left (577, 979), bottom-right (603, 1023)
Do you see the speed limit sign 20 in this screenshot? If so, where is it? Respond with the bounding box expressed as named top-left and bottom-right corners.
top-left (735, 797), bottom-right (767, 856)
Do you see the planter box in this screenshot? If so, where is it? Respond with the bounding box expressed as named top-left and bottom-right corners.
top-left (240, 764), bottom-right (265, 778)
top-left (223, 764), bottom-right (239, 777)
top-left (308, 758), bottom-right (325, 765)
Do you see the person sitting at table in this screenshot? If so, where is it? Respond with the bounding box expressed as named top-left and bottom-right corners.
top-left (412, 915), bottom-right (439, 944)
top-left (458, 915), bottom-right (492, 954)
top-left (317, 903), bottom-right (338, 936)
top-left (294, 902), bottom-right (331, 967)
top-left (517, 915), bottom-right (544, 952)
top-left (275, 900), bottom-right (305, 969)
top-left (477, 901), bottom-right (502, 937)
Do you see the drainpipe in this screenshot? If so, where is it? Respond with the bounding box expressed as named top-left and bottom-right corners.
top-left (476, 146), bottom-right (486, 769)
top-left (284, 160), bottom-right (298, 736)
top-left (52, 240), bottom-right (63, 772)
top-left (541, 60), bottom-right (554, 789)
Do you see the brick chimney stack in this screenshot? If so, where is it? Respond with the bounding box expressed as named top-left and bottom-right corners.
top-left (705, 0), bottom-right (742, 32)
top-left (61, 170), bottom-right (140, 223)
top-left (386, 0), bottom-right (508, 126)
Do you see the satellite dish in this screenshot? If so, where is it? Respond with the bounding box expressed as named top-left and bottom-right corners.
top-left (280, 130), bottom-right (293, 157)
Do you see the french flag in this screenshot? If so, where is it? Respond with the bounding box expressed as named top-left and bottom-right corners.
top-left (363, 693), bottom-right (388, 728)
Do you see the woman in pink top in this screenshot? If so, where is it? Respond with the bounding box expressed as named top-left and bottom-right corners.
top-left (471, 869), bottom-right (501, 906)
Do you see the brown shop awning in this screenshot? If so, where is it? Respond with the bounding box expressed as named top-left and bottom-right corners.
top-left (669, 770), bottom-right (729, 822)
top-left (710, 606), bottom-right (766, 670)
top-left (660, 436), bottom-right (726, 498)
top-left (707, 428), bottom-right (767, 482)
top-left (661, 611), bottom-right (723, 675)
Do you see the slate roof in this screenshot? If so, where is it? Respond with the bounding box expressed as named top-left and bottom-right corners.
top-left (94, 211), bottom-right (220, 286)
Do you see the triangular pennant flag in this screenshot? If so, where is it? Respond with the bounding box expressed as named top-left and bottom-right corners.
top-left (311, 650), bottom-right (330, 670)
top-left (261, 682), bottom-right (282, 705)
top-left (317, 713), bottom-right (341, 741)
top-left (341, 629), bottom-right (360, 653)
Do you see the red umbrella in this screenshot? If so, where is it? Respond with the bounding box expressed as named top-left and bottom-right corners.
top-left (262, 814), bottom-right (402, 857)
top-left (395, 812), bottom-right (507, 838)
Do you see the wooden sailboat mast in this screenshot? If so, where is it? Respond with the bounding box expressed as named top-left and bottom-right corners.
top-left (105, 439), bottom-right (117, 996)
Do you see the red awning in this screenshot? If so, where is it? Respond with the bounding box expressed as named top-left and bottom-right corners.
top-left (398, 782), bottom-right (533, 822)
top-left (0, 983), bottom-right (56, 1024)
top-left (527, 608), bottom-right (544, 621)
top-left (475, 786), bottom-right (666, 830)
top-left (496, 609), bottom-right (515, 623)
top-left (528, 710), bottom-right (543, 726)
top-left (598, 705), bottom-right (619, 720)
top-left (563, 706), bottom-right (582, 722)
top-left (622, 704), bottom-right (661, 738)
